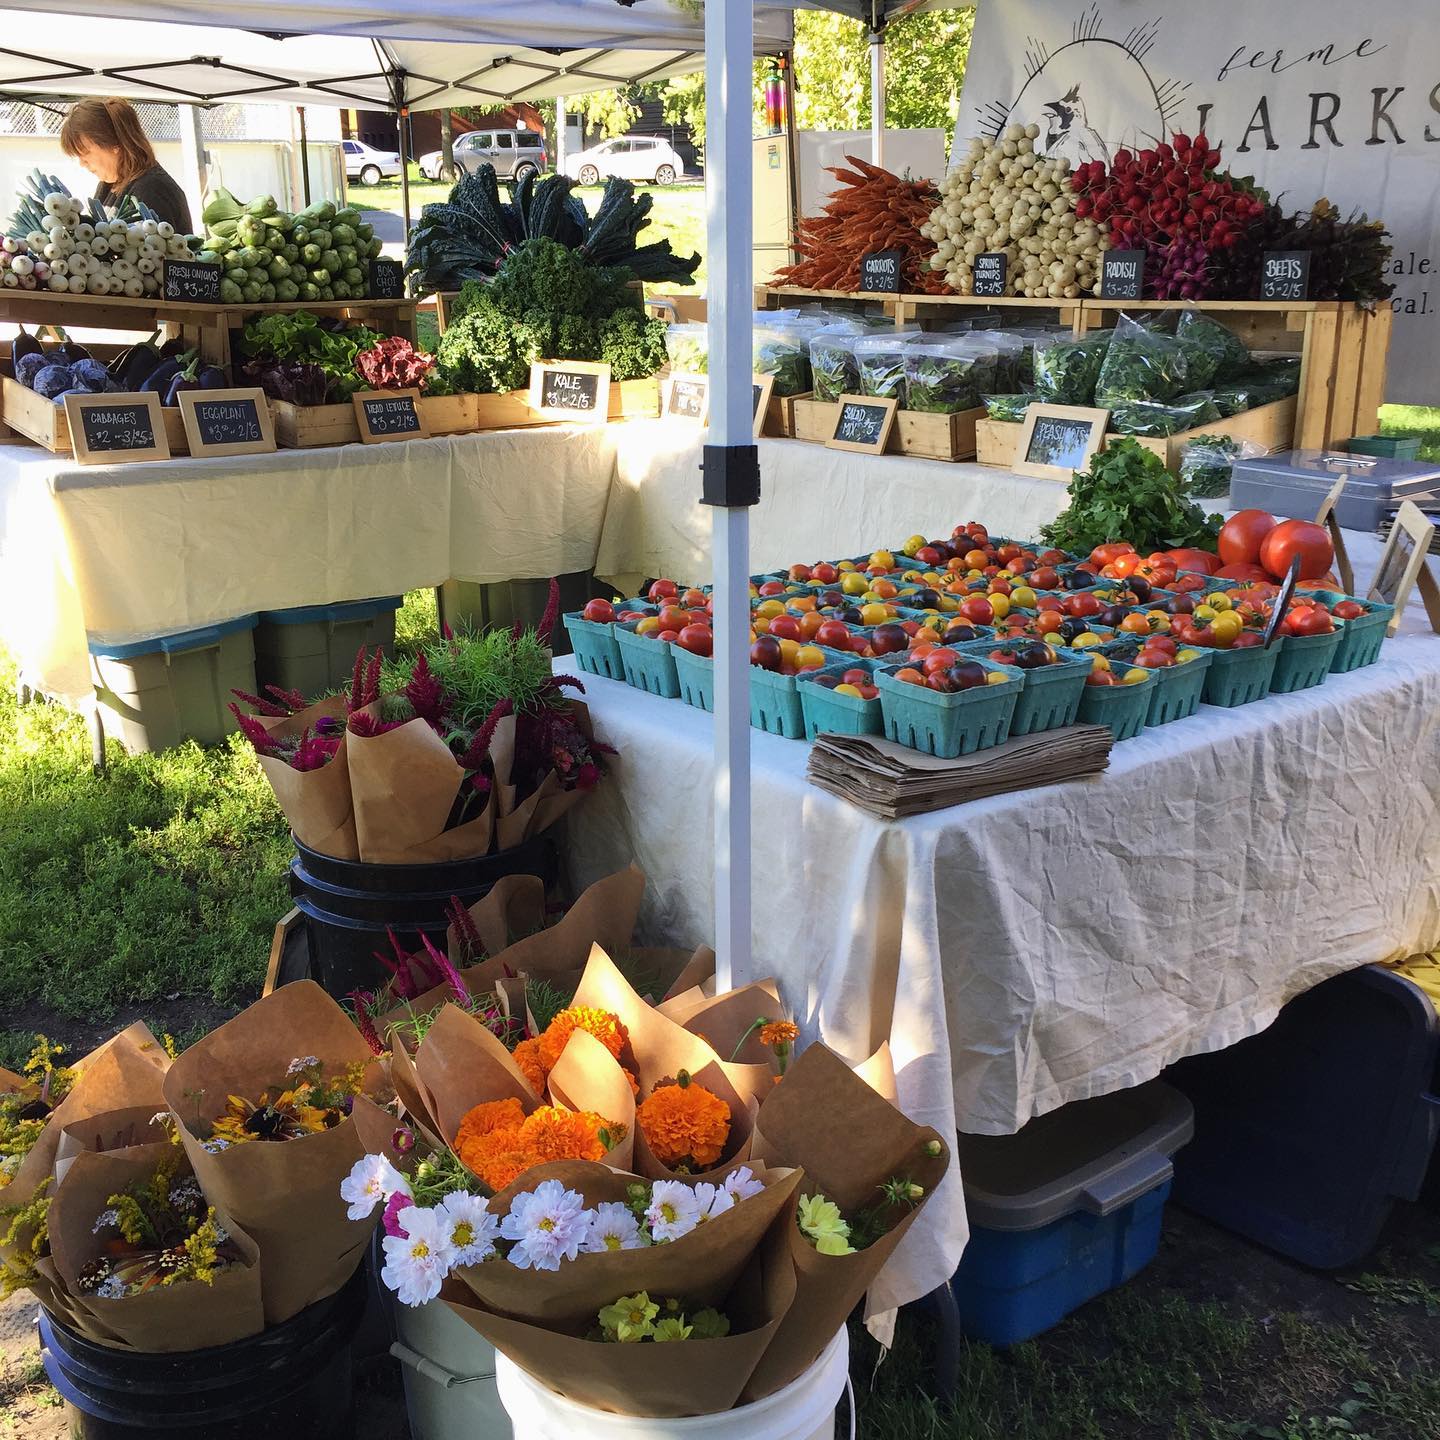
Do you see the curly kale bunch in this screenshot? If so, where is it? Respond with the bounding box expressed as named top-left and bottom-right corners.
top-left (435, 238), bottom-right (669, 393)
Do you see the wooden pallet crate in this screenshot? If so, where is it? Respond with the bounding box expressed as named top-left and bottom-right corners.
top-left (753, 284), bottom-right (901, 319)
top-left (893, 292), bottom-right (1084, 334)
top-left (975, 395), bottom-right (1298, 473)
top-left (789, 397), bottom-right (984, 460)
top-left (1, 374), bottom-right (189, 455)
top-left (765, 390), bottom-right (811, 437)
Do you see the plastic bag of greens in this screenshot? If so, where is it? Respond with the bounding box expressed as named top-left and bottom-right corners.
top-left (1094, 313), bottom-right (1192, 405)
top-left (855, 331), bottom-right (918, 403)
top-left (666, 321), bottom-right (708, 374)
top-left (1175, 309), bottom-right (1251, 384)
top-left (1108, 391), bottom-right (1220, 437)
top-left (809, 325), bottom-right (865, 402)
top-left (983, 393), bottom-right (1033, 423)
top-left (1031, 330), bottom-right (1112, 404)
top-left (1230, 360), bottom-right (1299, 406)
top-left (753, 323), bottom-right (812, 396)
top-left (1252, 354), bottom-right (1302, 394)
top-left (1180, 435), bottom-right (1266, 499)
top-left (1208, 383), bottom-right (1261, 418)
top-left (902, 336), bottom-right (998, 414)
top-left (972, 330), bottom-right (1028, 393)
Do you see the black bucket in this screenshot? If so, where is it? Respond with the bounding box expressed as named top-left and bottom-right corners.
top-left (38, 1262), bottom-right (366, 1440)
top-left (289, 834), bottom-right (559, 996)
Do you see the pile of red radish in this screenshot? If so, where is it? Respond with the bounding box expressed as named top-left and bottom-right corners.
top-left (1070, 134), bottom-right (1268, 300)
top-left (1214, 509), bottom-right (1337, 585)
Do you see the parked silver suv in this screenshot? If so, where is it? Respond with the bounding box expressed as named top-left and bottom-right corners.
top-left (418, 129), bottom-right (549, 182)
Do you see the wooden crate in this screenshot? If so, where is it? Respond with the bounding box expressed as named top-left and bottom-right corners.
top-left (765, 390), bottom-right (811, 437)
top-left (1, 375), bottom-right (189, 456)
top-left (974, 395), bottom-right (1298, 474)
top-left (754, 284), bottom-right (900, 320)
top-left (646, 293), bottom-right (708, 323)
top-left (610, 376), bottom-right (661, 420)
top-left (894, 293), bottom-right (1084, 334)
top-left (273, 392), bottom-right (480, 448)
top-left (790, 397), bottom-right (983, 460)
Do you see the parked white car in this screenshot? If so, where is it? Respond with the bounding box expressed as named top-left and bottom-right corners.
top-left (563, 136), bottom-right (686, 186)
top-left (343, 139), bottom-right (402, 186)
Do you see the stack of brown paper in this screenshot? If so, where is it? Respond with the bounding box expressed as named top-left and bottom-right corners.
top-left (806, 725), bottom-right (1113, 819)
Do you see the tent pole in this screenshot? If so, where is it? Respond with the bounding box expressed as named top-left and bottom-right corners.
top-left (781, 51), bottom-right (799, 269)
top-left (702, 0), bottom-right (757, 994)
top-left (869, 28), bottom-right (885, 165)
top-left (398, 106), bottom-right (412, 234)
top-left (297, 105), bottom-right (312, 206)
top-left (555, 95), bottom-right (568, 174)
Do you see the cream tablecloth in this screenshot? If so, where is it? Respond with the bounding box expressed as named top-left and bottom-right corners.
top-left (559, 525), bottom-right (1440, 1316)
top-left (0, 426), bottom-right (619, 703)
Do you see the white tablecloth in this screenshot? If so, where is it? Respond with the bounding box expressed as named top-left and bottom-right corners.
top-left (560, 525), bottom-right (1440, 1315)
top-left (0, 426), bottom-right (619, 703)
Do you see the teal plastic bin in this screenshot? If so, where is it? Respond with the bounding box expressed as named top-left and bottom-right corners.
top-left (951, 1083), bottom-right (1194, 1346)
top-left (1201, 641), bottom-right (1280, 708)
top-left (749, 651), bottom-right (852, 739)
top-left (613, 624), bottom-right (680, 698)
top-left (799, 661), bottom-right (883, 740)
top-left (876, 663), bottom-right (1022, 759)
top-left (253, 596), bottom-right (402, 701)
top-left (1076, 670), bottom-right (1153, 740)
top-left (1100, 643), bottom-right (1213, 727)
top-left (1301, 591), bottom-right (1395, 674)
top-left (89, 615), bottom-right (259, 755)
top-left (562, 611), bottom-right (624, 681)
top-left (672, 647), bottom-right (715, 712)
top-left (1268, 625), bottom-right (1345, 694)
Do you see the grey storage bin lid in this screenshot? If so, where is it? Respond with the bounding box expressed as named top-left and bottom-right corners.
top-left (1229, 449), bottom-right (1440, 532)
top-left (957, 1081), bottom-right (1194, 1232)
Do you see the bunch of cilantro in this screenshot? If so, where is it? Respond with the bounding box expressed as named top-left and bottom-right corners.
top-left (1041, 438), bottom-right (1222, 556)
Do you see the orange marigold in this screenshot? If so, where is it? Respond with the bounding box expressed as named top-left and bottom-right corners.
top-left (459, 1126), bottom-right (535, 1192)
top-left (759, 1021), bottom-right (798, 1049)
top-left (520, 1105), bottom-right (613, 1164)
top-left (636, 1075), bottom-right (731, 1170)
top-left (511, 1037), bottom-right (548, 1095)
top-left (454, 1097), bottom-right (527, 1154)
top-left (537, 1006), bottom-right (629, 1073)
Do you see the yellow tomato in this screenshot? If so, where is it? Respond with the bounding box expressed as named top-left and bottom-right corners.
top-left (1193, 604), bottom-right (1217, 623)
top-left (837, 560), bottom-right (856, 572)
top-left (902, 534), bottom-right (926, 558)
top-left (834, 682), bottom-right (864, 698)
top-left (636, 616), bottom-right (661, 636)
top-left (1205, 592), bottom-right (1233, 612)
top-left (859, 603), bottom-right (890, 626)
top-left (1122, 668), bottom-right (1149, 685)
top-left (1010, 586), bottom-right (1037, 608)
top-left (986, 671), bottom-right (1010, 685)
top-left (1210, 611), bottom-right (1243, 641)
top-left (752, 615), bottom-right (770, 634)
top-left (794, 644), bottom-right (826, 669)
top-left (987, 594), bottom-right (1012, 620)
top-left (870, 549), bottom-right (895, 570)
top-left (1072, 632), bottom-right (1103, 650)
top-left (755, 599), bottom-right (785, 619)
top-left (841, 572), bottom-right (869, 596)
top-left (1089, 653), bottom-right (1111, 671)
top-left (777, 637), bottom-right (801, 665)
top-left (1177, 648), bottom-right (1204, 662)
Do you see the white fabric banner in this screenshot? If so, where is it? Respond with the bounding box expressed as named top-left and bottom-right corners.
top-left (957, 0), bottom-right (1440, 404)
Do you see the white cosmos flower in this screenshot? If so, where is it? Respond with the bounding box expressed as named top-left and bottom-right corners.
top-left (692, 1182), bottom-right (735, 1225)
top-left (722, 1166), bottom-right (765, 1202)
top-left (645, 1180), bottom-right (701, 1243)
top-left (584, 1202), bottom-right (647, 1254)
top-left (438, 1191), bottom-right (499, 1266)
top-left (380, 1205), bottom-right (453, 1307)
top-left (499, 1180), bottom-right (589, 1271)
top-left (340, 1153), bottom-right (412, 1222)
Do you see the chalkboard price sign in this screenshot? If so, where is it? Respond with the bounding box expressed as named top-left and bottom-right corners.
top-left (529, 361), bottom-right (612, 421)
top-left (972, 252), bottom-right (1008, 298)
top-left (352, 388), bottom-right (430, 444)
top-left (751, 372), bottom-right (775, 436)
top-left (1101, 249), bottom-right (1145, 300)
top-left (860, 249), bottom-right (904, 293)
top-left (178, 388), bottom-right (276, 457)
top-left (1013, 403), bottom-right (1111, 481)
top-left (666, 373), bottom-right (709, 422)
top-left (163, 258), bottom-right (222, 304)
top-left (1260, 250), bottom-right (1311, 302)
top-left (825, 393), bottom-right (897, 455)
top-left (63, 392), bottom-right (171, 464)
top-left (368, 258), bottom-right (405, 300)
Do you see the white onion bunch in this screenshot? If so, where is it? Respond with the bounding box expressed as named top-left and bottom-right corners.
top-left (923, 124), bottom-right (1108, 299)
top-left (6, 192), bottom-right (203, 297)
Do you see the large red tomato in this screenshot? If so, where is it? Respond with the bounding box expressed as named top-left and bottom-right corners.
top-left (1259, 520), bottom-right (1334, 581)
top-left (1214, 561), bottom-right (1272, 583)
top-left (1165, 548), bottom-right (1221, 575)
top-left (1217, 510), bottom-right (1276, 567)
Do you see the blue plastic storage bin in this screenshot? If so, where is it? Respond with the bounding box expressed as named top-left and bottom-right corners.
top-left (254, 596), bottom-right (402, 701)
top-left (1167, 965), bottom-right (1440, 1269)
top-left (562, 611), bottom-right (625, 681)
top-left (951, 1083), bottom-right (1194, 1347)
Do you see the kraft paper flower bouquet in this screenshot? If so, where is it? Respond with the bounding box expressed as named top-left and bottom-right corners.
top-left (230, 581), bottom-right (613, 863)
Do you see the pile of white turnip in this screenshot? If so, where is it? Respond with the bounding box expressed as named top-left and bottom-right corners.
top-left (924, 124), bottom-right (1108, 299)
top-left (2, 190), bottom-right (203, 296)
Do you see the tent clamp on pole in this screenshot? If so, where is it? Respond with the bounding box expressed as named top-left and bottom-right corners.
top-left (700, 445), bottom-right (760, 509)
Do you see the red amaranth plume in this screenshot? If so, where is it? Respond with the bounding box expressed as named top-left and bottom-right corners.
top-left (445, 894), bottom-right (485, 964)
top-left (537, 577), bottom-right (560, 647)
top-left (374, 940), bottom-right (417, 1000)
top-left (404, 652), bottom-right (447, 727)
top-left (292, 728), bottom-right (341, 771)
top-left (264, 684), bottom-right (307, 712)
top-left (419, 932), bottom-right (469, 1004)
top-left (457, 698), bottom-right (512, 774)
top-left (347, 646), bottom-right (367, 713)
top-left (347, 991), bottom-right (385, 1055)
top-left (227, 703), bottom-right (284, 754)
top-left (347, 711), bottom-right (405, 739)
top-left (363, 647), bottom-right (382, 707)
top-left (231, 686), bottom-right (290, 718)
top-left (549, 673), bottom-right (586, 695)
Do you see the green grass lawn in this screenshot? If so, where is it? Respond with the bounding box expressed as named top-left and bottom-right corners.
top-left (2, 588), bottom-right (1439, 1436)
top-left (348, 163), bottom-right (708, 290)
top-left (1379, 404), bottom-right (1440, 459)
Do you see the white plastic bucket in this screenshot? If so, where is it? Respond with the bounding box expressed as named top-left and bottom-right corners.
top-left (495, 1327), bottom-right (850, 1440)
top-left (390, 1297), bottom-right (510, 1440)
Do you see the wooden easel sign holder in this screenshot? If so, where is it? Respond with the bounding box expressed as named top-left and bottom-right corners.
top-left (1368, 500), bottom-right (1440, 635)
top-left (1312, 474), bottom-right (1355, 595)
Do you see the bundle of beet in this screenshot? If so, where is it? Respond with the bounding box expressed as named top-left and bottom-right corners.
top-left (230, 580), bottom-right (613, 863)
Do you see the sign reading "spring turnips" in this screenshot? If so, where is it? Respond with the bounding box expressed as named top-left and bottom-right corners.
top-left (955, 1), bottom-right (1440, 403)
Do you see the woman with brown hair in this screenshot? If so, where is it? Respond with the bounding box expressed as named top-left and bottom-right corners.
top-left (59, 98), bottom-right (192, 231)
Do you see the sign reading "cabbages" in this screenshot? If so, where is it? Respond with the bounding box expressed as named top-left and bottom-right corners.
top-left (955, 0), bottom-right (1440, 403)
